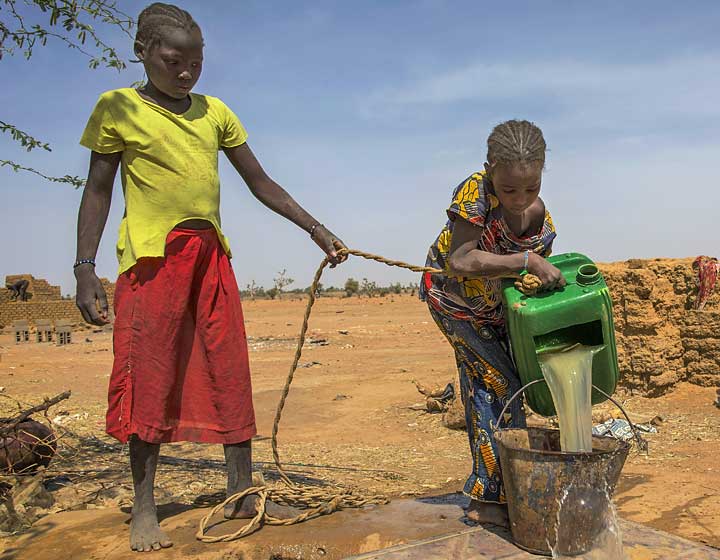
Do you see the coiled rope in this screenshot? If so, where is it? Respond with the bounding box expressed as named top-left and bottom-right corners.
top-left (197, 249), bottom-right (540, 542)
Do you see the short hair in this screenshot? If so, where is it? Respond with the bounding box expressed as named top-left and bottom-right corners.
top-left (487, 120), bottom-right (546, 166)
top-left (135, 3), bottom-right (200, 55)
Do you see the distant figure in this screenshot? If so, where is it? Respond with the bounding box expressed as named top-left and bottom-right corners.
top-left (692, 256), bottom-right (718, 310)
top-left (6, 279), bottom-right (29, 302)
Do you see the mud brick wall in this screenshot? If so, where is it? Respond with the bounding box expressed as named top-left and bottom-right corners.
top-left (600, 258), bottom-right (720, 395)
top-left (0, 301), bottom-right (83, 327)
top-left (0, 275), bottom-right (116, 328)
top-left (678, 310), bottom-right (720, 387)
top-left (100, 278), bottom-right (116, 305)
top-left (3, 275), bottom-right (62, 302)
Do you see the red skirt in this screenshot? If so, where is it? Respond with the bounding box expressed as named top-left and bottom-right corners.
top-left (106, 228), bottom-right (256, 444)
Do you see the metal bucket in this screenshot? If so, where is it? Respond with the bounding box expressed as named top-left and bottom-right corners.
top-left (493, 381), bottom-right (636, 556)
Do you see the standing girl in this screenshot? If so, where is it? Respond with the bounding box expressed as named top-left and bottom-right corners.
top-left (74, 3), bottom-right (345, 552)
top-left (420, 120), bottom-right (565, 526)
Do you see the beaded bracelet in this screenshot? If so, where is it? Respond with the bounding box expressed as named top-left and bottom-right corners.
top-left (309, 223), bottom-right (324, 239)
top-left (73, 259), bottom-right (96, 269)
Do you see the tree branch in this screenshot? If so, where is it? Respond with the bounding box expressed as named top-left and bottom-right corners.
top-left (0, 121), bottom-right (51, 152)
top-left (0, 391), bottom-right (71, 437)
top-left (1, 0), bottom-right (133, 70)
top-left (0, 160), bottom-right (85, 188)
top-left (1, 0), bottom-right (133, 187)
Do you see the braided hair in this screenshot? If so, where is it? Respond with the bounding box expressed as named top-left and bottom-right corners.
top-left (486, 120), bottom-right (546, 167)
top-left (134, 3), bottom-right (200, 55)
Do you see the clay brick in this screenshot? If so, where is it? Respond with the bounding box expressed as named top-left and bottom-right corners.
top-left (1, 274), bottom-right (114, 330)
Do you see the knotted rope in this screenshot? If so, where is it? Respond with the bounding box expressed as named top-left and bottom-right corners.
top-left (515, 273), bottom-right (542, 296)
top-left (197, 248), bottom-right (541, 542)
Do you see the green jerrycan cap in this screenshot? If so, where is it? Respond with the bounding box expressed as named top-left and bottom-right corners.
top-left (576, 263), bottom-right (601, 285)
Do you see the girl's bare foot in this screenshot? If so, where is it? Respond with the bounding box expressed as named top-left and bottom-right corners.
top-left (465, 500), bottom-right (509, 527)
top-left (130, 509), bottom-right (173, 552)
top-left (222, 442), bottom-right (301, 520)
top-left (128, 439), bottom-right (171, 552)
top-left (224, 495), bottom-right (300, 520)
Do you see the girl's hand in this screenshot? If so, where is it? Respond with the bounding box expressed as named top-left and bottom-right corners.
top-left (74, 265), bottom-right (109, 325)
top-left (312, 225), bottom-right (348, 267)
top-left (527, 252), bottom-right (566, 291)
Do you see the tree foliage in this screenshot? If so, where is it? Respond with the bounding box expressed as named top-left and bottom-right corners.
top-left (273, 269), bottom-right (294, 295)
top-left (344, 278), bottom-right (359, 297)
top-left (360, 278), bottom-right (379, 298)
top-left (1, 0), bottom-right (134, 187)
top-left (244, 280), bottom-right (267, 301)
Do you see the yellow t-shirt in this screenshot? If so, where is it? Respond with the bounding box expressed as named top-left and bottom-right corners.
top-left (79, 88), bottom-right (248, 275)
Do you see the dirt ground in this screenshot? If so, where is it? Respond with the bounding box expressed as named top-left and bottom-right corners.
top-left (0, 294), bottom-right (718, 557)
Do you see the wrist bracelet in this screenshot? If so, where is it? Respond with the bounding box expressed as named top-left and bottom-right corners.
top-left (309, 223), bottom-right (323, 239)
top-left (73, 259), bottom-right (96, 269)
top-left (522, 250), bottom-right (530, 273)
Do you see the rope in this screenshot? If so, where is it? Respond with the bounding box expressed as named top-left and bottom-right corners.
top-left (197, 248), bottom-right (542, 542)
top-left (515, 273), bottom-right (542, 296)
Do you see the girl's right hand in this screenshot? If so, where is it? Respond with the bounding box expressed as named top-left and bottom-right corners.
top-left (75, 265), bottom-right (109, 325)
top-left (527, 252), bottom-right (566, 291)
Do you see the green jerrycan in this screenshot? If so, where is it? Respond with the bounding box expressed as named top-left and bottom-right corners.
top-left (501, 253), bottom-right (619, 417)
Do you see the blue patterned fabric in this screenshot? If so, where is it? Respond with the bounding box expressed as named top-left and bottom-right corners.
top-left (429, 306), bottom-right (526, 503)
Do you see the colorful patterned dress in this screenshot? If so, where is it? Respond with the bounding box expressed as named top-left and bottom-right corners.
top-left (420, 171), bottom-right (557, 503)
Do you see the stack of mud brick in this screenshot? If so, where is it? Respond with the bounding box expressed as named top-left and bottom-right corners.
top-left (36, 319), bottom-right (53, 342)
top-left (11, 318), bottom-right (73, 345)
top-left (0, 274), bottom-right (115, 329)
top-left (12, 320), bottom-right (30, 343)
top-left (55, 319), bottom-right (73, 345)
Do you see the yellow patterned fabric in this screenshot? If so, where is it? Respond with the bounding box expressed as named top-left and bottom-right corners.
top-left (420, 171), bottom-right (556, 326)
top-left (80, 88), bottom-right (248, 274)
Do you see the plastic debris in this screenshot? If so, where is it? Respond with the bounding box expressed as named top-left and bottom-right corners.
top-left (592, 418), bottom-right (657, 442)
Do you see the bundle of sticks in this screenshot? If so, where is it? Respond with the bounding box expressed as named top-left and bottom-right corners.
top-left (0, 391), bottom-right (70, 475)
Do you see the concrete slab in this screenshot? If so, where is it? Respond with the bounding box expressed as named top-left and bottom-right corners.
top-left (346, 518), bottom-right (720, 560)
top-left (4, 492), bottom-right (718, 560)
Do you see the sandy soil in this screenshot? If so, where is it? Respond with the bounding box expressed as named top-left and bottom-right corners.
top-left (0, 294), bottom-right (718, 557)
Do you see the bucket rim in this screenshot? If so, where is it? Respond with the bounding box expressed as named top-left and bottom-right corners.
top-left (494, 426), bottom-right (631, 458)
top-left (495, 380), bottom-right (648, 453)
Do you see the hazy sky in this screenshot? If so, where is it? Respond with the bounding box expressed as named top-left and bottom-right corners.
top-left (2, 1), bottom-right (719, 295)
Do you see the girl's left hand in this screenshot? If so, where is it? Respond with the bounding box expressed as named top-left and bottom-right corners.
top-left (312, 225), bottom-right (348, 267)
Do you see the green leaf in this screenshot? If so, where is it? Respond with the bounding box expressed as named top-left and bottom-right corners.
top-left (0, 160), bottom-right (86, 188)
